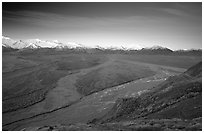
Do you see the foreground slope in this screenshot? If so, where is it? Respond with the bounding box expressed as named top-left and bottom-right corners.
top-left (20, 61), bottom-right (202, 131)
top-left (2, 51), bottom-right (201, 131)
top-left (90, 61), bottom-right (202, 130)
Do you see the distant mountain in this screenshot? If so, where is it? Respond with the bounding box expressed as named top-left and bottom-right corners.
top-left (148, 45), bottom-right (167, 50)
top-left (2, 36), bottom-right (202, 56)
top-left (2, 36), bottom-right (83, 50)
top-left (137, 45), bottom-right (173, 55)
top-left (2, 36), bottom-right (17, 48)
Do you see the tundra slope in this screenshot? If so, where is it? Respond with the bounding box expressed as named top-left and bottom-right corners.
top-left (19, 62), bottom-right (202, 131)
top-left (3, 54), bottom-right (159, 130)
top-left (90, 62), bottom-right (202, 131)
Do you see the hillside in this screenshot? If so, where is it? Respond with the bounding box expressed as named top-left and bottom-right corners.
top-left (89, 61), bottom-right (202, 130)
top-left (15, 61), bottom-right (202, 131)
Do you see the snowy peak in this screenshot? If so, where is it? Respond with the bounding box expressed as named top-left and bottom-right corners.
top-left (24, 43), bottom-right (41, 49)
top-left (23, 39), bottom-right (84, 49)
top-left (2, 36), bottom-right (86, 49)
top-left (22, 39), bottom-right (58, 48)
top-left (145, 45), bottom-right (170, 50)
top-left (2, 36), bottom-right (17, 48)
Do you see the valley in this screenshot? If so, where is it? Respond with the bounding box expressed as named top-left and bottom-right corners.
top-left (2, 49), bottom-right (201, 130)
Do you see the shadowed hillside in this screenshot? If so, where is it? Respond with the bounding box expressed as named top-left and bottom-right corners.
top-left (90, 62), bottom-right (202, 130)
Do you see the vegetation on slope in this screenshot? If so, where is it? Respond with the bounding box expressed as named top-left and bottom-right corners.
top-left (2, 54), bottom-right (106, 113)
top-left (91, 62), bottom-right (202, 131)
top-left (75, 61), bottom-right (155, 95)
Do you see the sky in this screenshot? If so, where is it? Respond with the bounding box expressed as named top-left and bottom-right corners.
top-left (2, 2), bottom-right (202, 50)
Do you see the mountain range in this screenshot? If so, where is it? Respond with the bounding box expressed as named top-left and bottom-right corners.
top-left (2, 36), bottom-right (84, 49)
top-left (2, 36), bottom-right (202, 56)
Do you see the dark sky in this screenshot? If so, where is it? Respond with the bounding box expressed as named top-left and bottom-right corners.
top-left (2, 2), bottom-right (202, 50)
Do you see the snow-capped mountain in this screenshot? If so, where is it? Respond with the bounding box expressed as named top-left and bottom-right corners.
top-left (24, 39), bottom-right (59, 48)
top-left (2, 36), bottom-right (201, 56)
top-left (143, 45), bottom-right (171, 50)
top-left (2, 36), bottom-right (172, 51)
top-left (138, 45), bottom-right (173, 55)
top-left (2, 36), bottom-right (17, 48)
top-left (12, 40), bottom-right (30, 49)
top-left (2, 36), bottom-right (84, 49)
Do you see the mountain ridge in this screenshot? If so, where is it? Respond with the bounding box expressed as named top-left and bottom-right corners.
top-left (2, 36), bottom-right (202, 56)
top-left (2, 36), bottom-right (201, 51)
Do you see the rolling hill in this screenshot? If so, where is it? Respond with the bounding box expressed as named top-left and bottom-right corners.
top-left (89, 61), bottom-right (202, 131)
